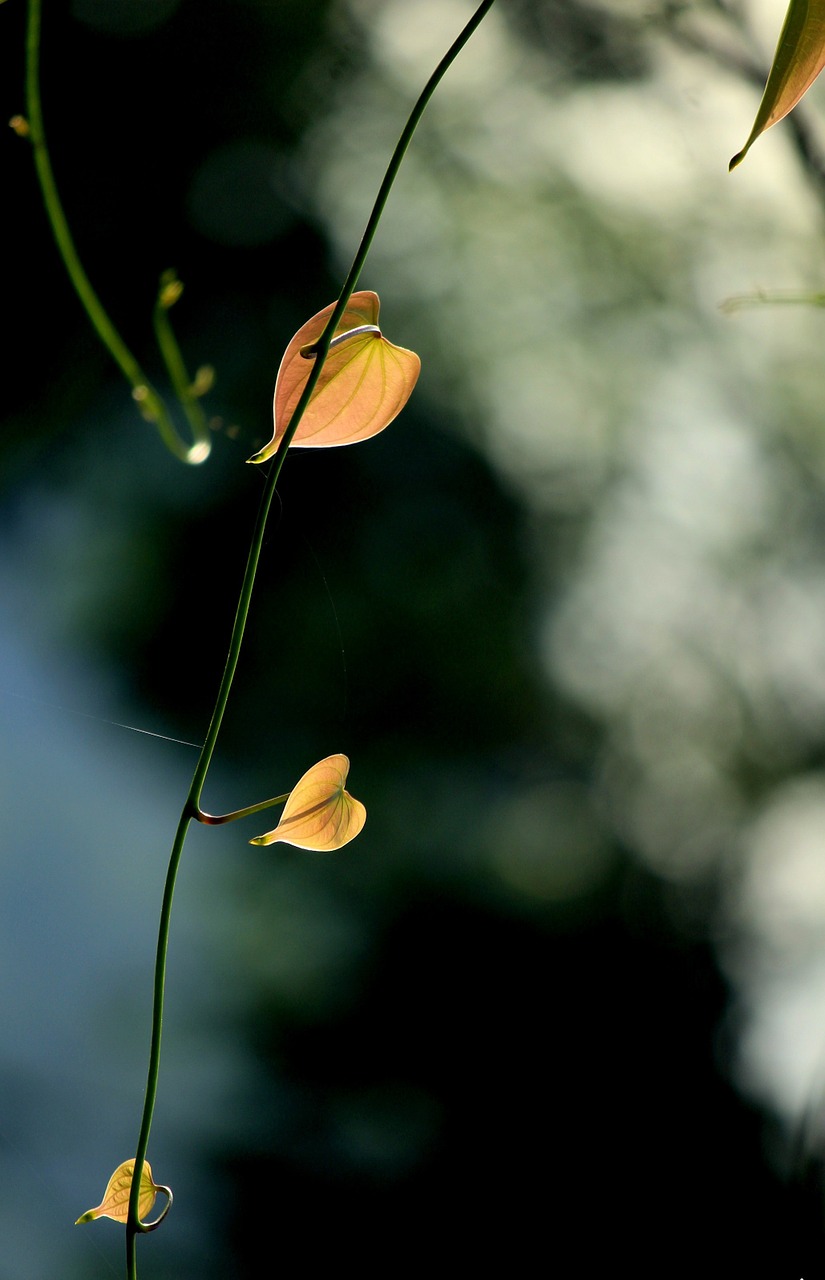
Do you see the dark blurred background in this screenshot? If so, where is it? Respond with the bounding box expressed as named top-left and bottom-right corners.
top-left (4, 0), bottom-right (825, 1275)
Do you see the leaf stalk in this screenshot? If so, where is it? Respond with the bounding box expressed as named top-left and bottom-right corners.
top-left (193, 794), bottom-right (291, 825)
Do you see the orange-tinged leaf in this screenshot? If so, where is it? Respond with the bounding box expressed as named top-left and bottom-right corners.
top-left (730, 0), bottom-right (825, 168)
top-left (247, 291), bottom-right (420, 462)
top-left (250, 754), bottom-right (366, 851)
top-left (75, 1159), bottom-right (161, 1226)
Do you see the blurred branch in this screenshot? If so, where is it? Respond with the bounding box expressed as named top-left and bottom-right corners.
top-left (23, 0), bottom-right (211, 464)
top-left (152, 272), bottom-right (213, 462)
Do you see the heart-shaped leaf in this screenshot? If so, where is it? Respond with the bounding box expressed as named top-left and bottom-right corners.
top-left (730, 0), bottom-right (825, 169)
top-left (250, 754), bottom-right (366, 851)
top-left (247, 292), bottom-right (420, 462)
top-left (76, 1159), bottom-right (169, 1227)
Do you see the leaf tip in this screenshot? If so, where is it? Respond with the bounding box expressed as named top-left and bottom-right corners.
top-left (729, 146), bottom-right (747, 172)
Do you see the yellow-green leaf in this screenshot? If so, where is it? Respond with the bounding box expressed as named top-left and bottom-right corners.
top-left (730, 0), bottom-right (825, 169)
top-left (250, 754), bottom-right (366, 851)
top-left (247, 291), bottom-right (420, 463)
top-left (75, 1159), bottom-right (161, 1226)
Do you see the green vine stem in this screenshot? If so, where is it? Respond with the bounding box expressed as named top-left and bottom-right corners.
top-left (24, 0), bottom-right (209, 464)
top-left (123, 2), bottom-right (498, 1274)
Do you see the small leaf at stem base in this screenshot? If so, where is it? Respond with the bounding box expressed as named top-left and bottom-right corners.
top-left (76, 1159), bottom-right (170, 1227)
